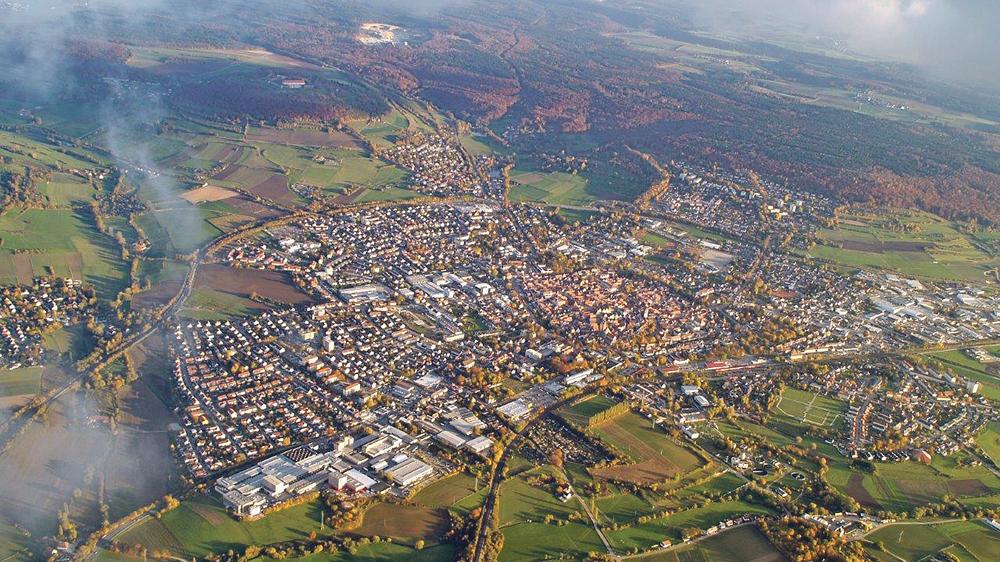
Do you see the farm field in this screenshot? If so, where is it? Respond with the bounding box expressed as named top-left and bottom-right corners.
top-left (806, 208), bottom-right (999, 283)
top-left (634, 524), bottom-right (786, 562)
top-left (411, 472), bottom-right (480, 508)
top-left (117, 496), bottom-right (329, 558)
top-left (589, 411), bottom-right (706, 486)
top-left (0, 390), bottom-right (115, 540)
top-left (353, 502), bottom-right (448, 546)
top-left (866, 519), bottom-right (1000, 562)
top-left (497, 475), bottom-right (604, 562)
top-left (0, 208), bottom-right (128, 298)
top-left (604, 501), bottom-right (777, 551)
top-left (825, 450), bottom-right (1000, 514)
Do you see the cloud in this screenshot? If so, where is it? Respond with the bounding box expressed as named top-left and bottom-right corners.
top-left (674, 0), bottom-right (1000, 88)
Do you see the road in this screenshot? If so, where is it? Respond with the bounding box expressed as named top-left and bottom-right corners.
top-left (470, 397), bottom-right (575, 562)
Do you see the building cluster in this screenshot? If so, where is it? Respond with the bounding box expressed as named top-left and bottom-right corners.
top-left (0, 278), bottom-right (93, 369)
top-left (380, 134), bottom-right (500, 198)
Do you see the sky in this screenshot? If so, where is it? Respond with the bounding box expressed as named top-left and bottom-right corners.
top-left (675, 0), bottom-right (1000, 88)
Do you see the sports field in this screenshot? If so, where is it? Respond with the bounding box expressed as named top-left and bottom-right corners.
top-left (867, 520), bottom-right (1000, 562)
top-left (508, 170), bottom-right (595, 206)
top-left (774, 388), bottom-right (846, 428)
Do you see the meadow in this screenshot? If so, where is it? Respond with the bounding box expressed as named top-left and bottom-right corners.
top-left (604, 501), bottom-right (777, 551)
top-left (0, 207), bottom-right (128, 299)
top-left (632, 524), bottom-right (784, 562)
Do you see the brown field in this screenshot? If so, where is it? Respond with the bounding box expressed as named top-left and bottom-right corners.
top-left (213, 144), bottom-right (244, 163)
top-left (226, 196), bottom-right (283, 219)
top-left (181, 185), bottom-right (239, 203)
top-left (331, 186), bottom-right (366, 206)
top-left (249, 175), bottom-right (296, 205)
top-left (194, 264), bottom-right (315, 306)
top-left (846, 473), bottom-right (882, 510)
top-left (588, 421), bottom-right (682, 485)
top-left (354, 503), bottom-right (448, 544)
top-left (590, 458), bottom-right (681, 485)
top-left (246, 128), bottom-right (363, 149)
top-left (207, 214), bottom-right (255, 232)
top-left (838, 240), bottom-right (930, 253)
top-left (946, 479), bottom-right (991, 496)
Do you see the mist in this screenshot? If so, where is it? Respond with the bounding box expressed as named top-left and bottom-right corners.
top-left (662, 0), bottom-right (1000, 89)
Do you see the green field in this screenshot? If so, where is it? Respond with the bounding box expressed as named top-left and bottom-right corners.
top-left (117, 496), bottom-right (329, 558)
top-left (180, 288), bottom-right (261, 321)
top-left (635, 524), bottom-right (784, 562)
top-left (411, 472), bottom-right (480, 508)
top-left (497, 476), bottom-right (605, 562)
top-left (0, 208), bottom-right (128, 298)
top-left (355, 187), bottom-right (421, 203)
top-left (807, 208), bottom-right (999, 283)
top-left (604, 500), bottom-right (777, 551)
top-left (976, 422), bottom-right (1000, 466)
top-left (559, 394), bottom-right (620, 428)
top-left (826, 450), bottom-right (1000, 514)
top-left (0, 366), bottom-right (43, 397)
top-left (867, 520), bottom-right (1000, 562)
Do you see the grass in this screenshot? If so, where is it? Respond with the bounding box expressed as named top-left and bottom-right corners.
top-left (825, 450), bottom-right (1000, 514)
top-left (636, 525), bottom-right (783, 562)
top-left (497, 476), bottom-right (604, 561)
top-left (118, 496), bottom-right (329, 558)
top-left (0, 207), bottom-right (128, 299)
top-left (353, 503), bottom-right (448, 546)
top-left (180, 288), bottom-right (260, 320)
top-left (355, 187), bottom-right (421, 203)
top-left (867, 520), bottom-right (1000, 562)
top-left (254, 542), bottom-right (456, 562)
top-left (0, 366), bottom-right (43, 397)
top-left (604, 501), bottom-right (776, 551)
top-left (807, 208), bottom-right (999, 283)
top-left (411, 472), bottom-right (480, 508)
top-left (924, 350), bottom-right (1000, 403)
